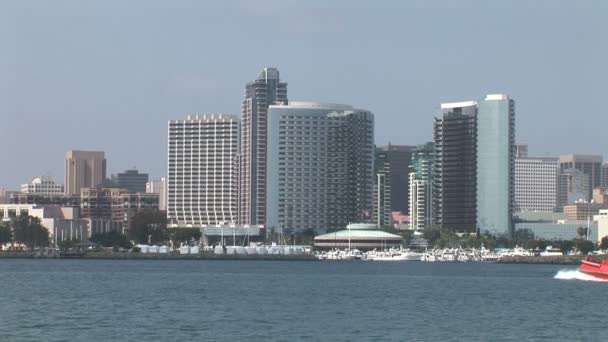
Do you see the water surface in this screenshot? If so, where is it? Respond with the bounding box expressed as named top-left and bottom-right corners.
top-left (0, 260), bottom-right (604, 341)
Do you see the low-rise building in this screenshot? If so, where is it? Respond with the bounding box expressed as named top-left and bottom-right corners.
top-left (21, 177), bottom-right (64, 197)
top-left (595, 210), bottom-right (608, 242)
top-left (0, 204), bottom-right (89, 244)
top-left (314, 223), bottom-right (402, 250)
top-left (80, 188), bottom-right (159, 235)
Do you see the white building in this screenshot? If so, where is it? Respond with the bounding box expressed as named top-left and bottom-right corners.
top-left (21, 177), bottom-right (64, 197)
top-left (595, 210), bottom-right (608, 242)
top-left (514, 157), bottom-right (559, 212)
top-left (167, 114), bottom-right (238, 226)
top-left (266, 102), bottom-right (374, 233)
top-left (146, 177), bottom-right (167, 211)
top-left (0, 204), bottom-right (89, 244)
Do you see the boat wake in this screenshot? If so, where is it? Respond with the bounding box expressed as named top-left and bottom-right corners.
top-left (554, 269), bottom-right (608, 282)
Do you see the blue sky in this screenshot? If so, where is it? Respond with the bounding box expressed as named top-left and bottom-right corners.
top-left (1, 0), bottom-right (606, 189)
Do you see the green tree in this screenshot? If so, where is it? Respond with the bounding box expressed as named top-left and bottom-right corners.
top-left (12, 216), bottom-right (49, 248)
top-left (169, 228), bottom-right (202, 244)
top-left (575, 240), bottom-right (595, 255)
top-left (128, 209), bottom-right (167, 244)
top-left (600, 236), bottom-right (608, 250)
top-left (0, 223), bottom-right (11, 244)
top-left (90, 231), bottom-right (133, 249)
top-left (558, 240), bottom-right (575, 254)
top-left (423, 228), bottom-right (441, 245)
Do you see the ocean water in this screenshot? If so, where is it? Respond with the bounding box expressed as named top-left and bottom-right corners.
top-left (0, 260), bottom-right (605, 342)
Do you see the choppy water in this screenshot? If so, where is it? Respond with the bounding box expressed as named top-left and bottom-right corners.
top-left (0, 260), bottom-right (606, 341)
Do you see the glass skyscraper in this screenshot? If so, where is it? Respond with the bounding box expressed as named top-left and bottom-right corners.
top-left (476, 94), bottom-right (515, 237)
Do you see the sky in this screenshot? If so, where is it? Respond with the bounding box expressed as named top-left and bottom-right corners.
top-left (1, 0), bottom-right (606, 190)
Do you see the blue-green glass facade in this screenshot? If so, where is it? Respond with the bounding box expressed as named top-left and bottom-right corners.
top-left (476, 95), bottom-right (515, 237)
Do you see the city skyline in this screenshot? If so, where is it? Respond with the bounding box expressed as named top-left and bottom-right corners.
top-left (1, 1), bottom-right (607, 189)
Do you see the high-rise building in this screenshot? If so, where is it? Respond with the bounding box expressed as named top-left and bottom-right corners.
top-left (64, 150), bottom-right (106, 196)
top-left (432, 94), bottom-right (515, 236)
top-left (146, 177), bottom-right (167, 211)
top-left (409, 142), bottom-right (434, 230)
top-left (21, 176), bottom-right (64, 197)
top-left (476, 94), bottom-right (515, 237)
top-left (558, 168), bottom-right (590, 206)
top-left (601, 163), bottom-right (608, 187)
top-left (559, 154), bottom-right (603, 199)
top-left (115, 169), bottom-right (149, 193)
top-left (372, 145), bottom-right (416, 227)
top-left (432, 101), bottom-right (477, 232)
top-left (266, 102), bottom-right (374, 233)
top-left (167, 114), bottom-right (238, 226)
top-left (514, 157), bottom-right (559, 212)
top-left (238, 67), bottom-right (288, 226)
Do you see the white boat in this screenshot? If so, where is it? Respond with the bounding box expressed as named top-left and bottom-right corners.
top-left (540, 246), bottom-right (563, 256)
top-left (365, 248), bottom-right (422, 261)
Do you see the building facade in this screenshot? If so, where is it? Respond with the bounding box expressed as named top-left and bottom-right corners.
top-left (21, 177), bottom-right (64, 197)
top-left (238, 67), bottom-right (288, 226)
top-left (372, 145), bottom-right (416, 227)
top-left (115, 169), bottom-right (149, 193)
top-left (559, 154), bottom-right (603, 199)
top-left (266, 102), bottom-right (374, 233)
top-left (476, 94), bottom-right (515, 237)
top-left (146, 177), bottom-right (167, 211)
top-left (514, 157), bottom-right (559, 212)
top-left (167, 114), bottom-right (238, 226)
top-left (409, 142), bottom-right (433, 230)
top-left (80, 187), bottom-right (159, 234)
top-left (65, 150), bottom-right (106, 196)
top-left (432, 101), bottom-right (477, 232)
top-left (558, 168), bottom-right (590, 206)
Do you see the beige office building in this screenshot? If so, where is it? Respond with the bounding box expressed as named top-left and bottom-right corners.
top-left (65, 150), bottom-right (106, 195)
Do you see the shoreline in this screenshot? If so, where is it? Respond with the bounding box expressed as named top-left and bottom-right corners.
top-left (0, 251), bottom-right (318, 261)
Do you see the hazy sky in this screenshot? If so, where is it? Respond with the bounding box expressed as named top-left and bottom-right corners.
top-left (1, 0), bottom-right (606, 190)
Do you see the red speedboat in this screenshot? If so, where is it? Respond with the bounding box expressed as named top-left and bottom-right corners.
top-left (579, 256), bottom-right (608, 280)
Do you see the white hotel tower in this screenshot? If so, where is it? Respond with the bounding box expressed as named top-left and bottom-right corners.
top-left (167, 114), bottom-right (238, 226)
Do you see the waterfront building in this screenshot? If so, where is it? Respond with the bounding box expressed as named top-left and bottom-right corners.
top-left (313, 223), bottom-right (402, 250)
top-left (0, 204), bottom-right (89, 243)
top-left (432, 101), bottom-right (477, 232)
top-left (238, 67), bottom-right (288, 226)
top-left (409, 142), bottom-right (433, 230)
top-left (558, 168), bottom-right (590, 206)
top-left (432, 94), bottom-right (515, 236)
top-left (514, 211), bottom-right (599, 242)
top-left (266, 102), bottom-right (374, 233)
top-left (21, 177), bottom-right (64, 197)
top-left (514, 157), bottom-right (559, 212)
top-left (167, 114), bottom-right (238, 226)
top-left (559, 154), bottom-right (603, 199)
top-left (372, 145), bottom-right (416, 227)
top-left (476, 94), bottom-right (515, 237)
top-left (65, 150), bottom-right (106, 196)
top-left (146, 177), bottom-right (167, 211)
top-left (115, 169), bottom-right (149, 194)
top-left (80, 187), bottom-right (159, 234)
top-left (514, 221), bottom-right (598, 242)
top-left (595, 210), bottom-right (608, 242)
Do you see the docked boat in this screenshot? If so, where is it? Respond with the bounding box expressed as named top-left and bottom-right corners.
top-left (579, 256), bottom-right (608, 280)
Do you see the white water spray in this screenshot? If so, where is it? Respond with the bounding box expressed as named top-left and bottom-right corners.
top-left (554, 269), bottom-right (608, 282)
